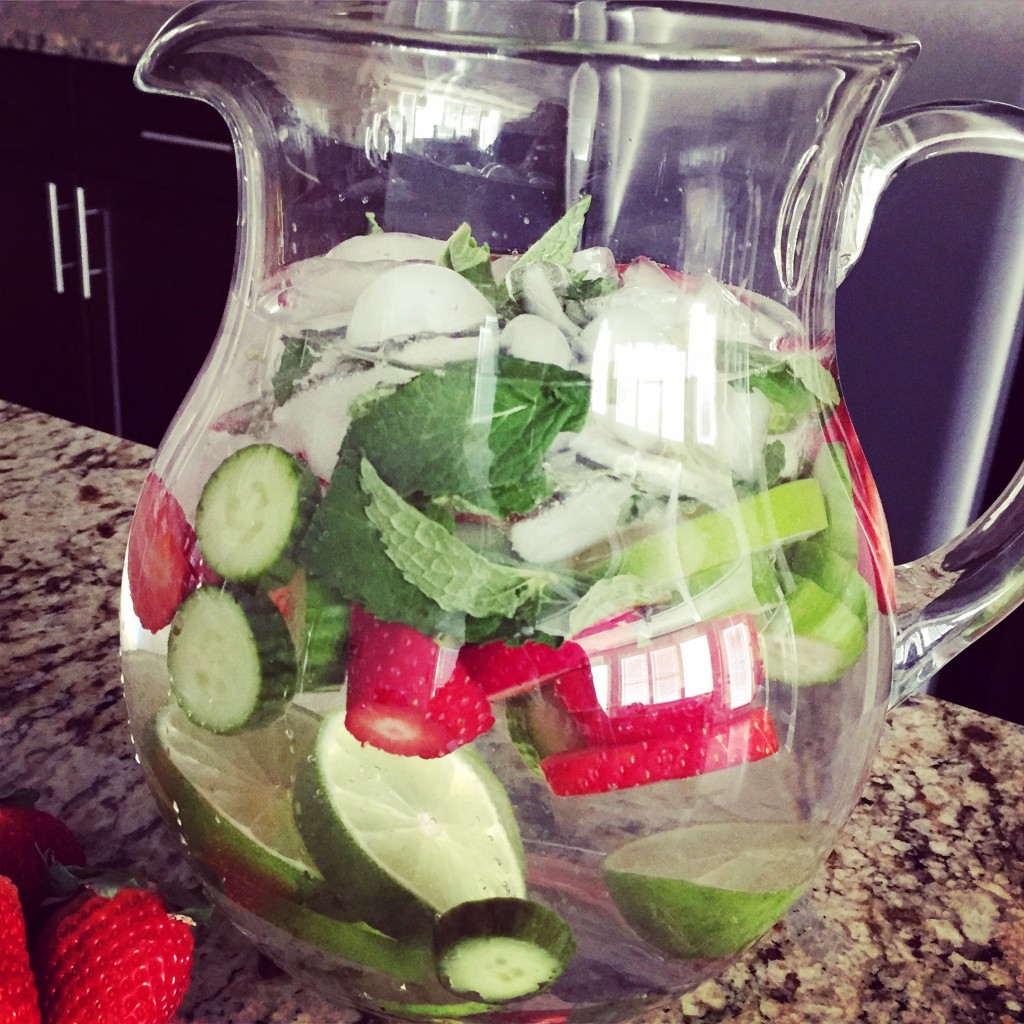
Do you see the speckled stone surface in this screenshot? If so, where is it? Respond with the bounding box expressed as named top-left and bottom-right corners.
top-left (1, 399), bottom-right (1022, 1023)
top-left (0, 0), bottom-right (184, 65)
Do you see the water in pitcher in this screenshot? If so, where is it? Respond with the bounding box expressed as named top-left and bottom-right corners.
top-left (121, 198), bottom-right (893, 1020)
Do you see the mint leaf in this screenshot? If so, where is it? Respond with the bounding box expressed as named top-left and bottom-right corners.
top-left (517, 194), bottom-right (591, 268)
top-left (789, 354), bottom-right (840, 407)
top-left (360, 458), bottom-right (558, 619)
top-left (763, 439), bottom-right (786, 487)
top-left (567, 574), bottom-right (652, 636)
top-left (273, 334), bottom-right (325, 404)
top-left (438, 222), bottom-right (503, 306)
top-left (746, 366), bottom-right (818, 433)
top-left (298, 456), bottom-right (455, 635)
top-left (341, 356), bottom-right (591, 517)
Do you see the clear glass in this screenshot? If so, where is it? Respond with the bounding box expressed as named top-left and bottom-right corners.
top-left (118, 3), bottom-right (1024, 1021)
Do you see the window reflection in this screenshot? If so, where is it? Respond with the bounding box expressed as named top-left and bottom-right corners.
top-left (582, 614), bottom-right (762, 719)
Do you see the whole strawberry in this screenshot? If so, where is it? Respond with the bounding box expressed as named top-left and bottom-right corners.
top-left (32, 883), bottom-right (194, 1024)
top-left (0, 874), bottom-right (42, 1024)
top-left (0, 792), bottom-right (85, 929)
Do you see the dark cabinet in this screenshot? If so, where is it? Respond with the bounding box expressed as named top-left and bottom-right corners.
top-left (0, 50), bottom-right (236, 447)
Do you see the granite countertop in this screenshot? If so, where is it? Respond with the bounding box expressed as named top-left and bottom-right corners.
top-left (0, 0), bottom-right (186, 65)
top-left (1, 398), bottom-right (1022, 1022)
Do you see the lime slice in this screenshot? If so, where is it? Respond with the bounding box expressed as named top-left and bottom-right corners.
top-left (264, 899), bottom-right (434, 983)
top-left (149, 701), bottom-right (324, 907)
top-left (603, 822), bottom-right (828, 959)
top-left (294, 708), bottom-right (525, 938)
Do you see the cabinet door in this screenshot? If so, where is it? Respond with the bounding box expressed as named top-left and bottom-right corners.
top-left (0, 168), bottom-right (113, 431)
top-left (105, 177), bottom-right (236, 447)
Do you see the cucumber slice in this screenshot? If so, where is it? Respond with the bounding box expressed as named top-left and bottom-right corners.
top-left (298, 579), bottom-right (350, 691)
top-left (167, 586), bottom-right (295, 733)
top-left (432, 897), bottom-right (576, 1003)
top-left (812, 442), bottom-right (857, 562)
top-left (761, 575), bottom-right (866, 686)
top-left (196, 443), bottom-right (320, 583)
top-left (787, 539), bottom-right (869, 625)
top-left (613, 478), bottom-right (827, 587)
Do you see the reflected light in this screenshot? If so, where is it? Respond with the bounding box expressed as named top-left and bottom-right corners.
top-left (586, 615), bottom-right (760, 717)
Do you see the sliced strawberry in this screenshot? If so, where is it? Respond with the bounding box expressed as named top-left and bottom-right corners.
top-left (126, 472), bottom-right (202, 632)
top-left (344, 606), bottom-right (494, 758)
top-left (424, 671), bottom-right (496, 749)
top-left (458, 638), bottom-right (591, 699)
top-left (539, 707), bottom-right (779, 796)
top-left (565, 615), bottom-right (763, 745)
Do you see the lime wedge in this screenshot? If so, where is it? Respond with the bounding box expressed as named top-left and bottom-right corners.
top-left (294, 708), bottom-right (525, 938)
top-left (603, 822), bottom-right (828, 959)
top-left (149, 701), bottom-right (324, 907)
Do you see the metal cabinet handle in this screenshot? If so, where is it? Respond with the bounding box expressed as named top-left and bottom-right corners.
top-left (140, 129), bottom-right (232, 154)
top-left (46, 182), bottom-right (75, 295)
top-left (74, 187), bottom-right (105, 301)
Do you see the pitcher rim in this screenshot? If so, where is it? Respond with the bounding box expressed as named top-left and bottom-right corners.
top-left (139, 0), bottom-right (920, 82)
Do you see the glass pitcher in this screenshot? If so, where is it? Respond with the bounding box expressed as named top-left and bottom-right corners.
top-left (119, 3), bottom-right (1024, 1020)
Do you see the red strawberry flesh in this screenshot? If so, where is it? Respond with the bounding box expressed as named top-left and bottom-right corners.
top-left (33, 887), bottom-right (193, 1024)
top-left (0, 875), bottom-right (42, 1024)
top-left (821, 402), bottom-right (895, 614)
top-left (458, 639), bottom-right (591, 699)
top-left (539, 707), bottom-right (780, 796)
top-left (344, 606), bottom-right (494, 757)
top-left (126, 473), bottom-right (202, 632)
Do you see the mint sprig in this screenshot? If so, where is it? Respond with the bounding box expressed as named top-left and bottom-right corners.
top-left (360, 458), bottom-right (558, 619)
top-left (341, 356), bottom-right (591, 517)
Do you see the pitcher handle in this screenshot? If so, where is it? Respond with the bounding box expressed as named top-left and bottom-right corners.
top-left (838, 100), bottom-right (1024, 284)
top-left (838, 100), bottom-right (1024, 707)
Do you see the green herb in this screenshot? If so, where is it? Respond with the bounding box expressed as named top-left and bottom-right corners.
top-left (298, 456), bottom-right (456, 636)
top-left (747, 364), bottom-right (818, 433)
top-left (438, 222), bottom-right (504, 307)
top-left (360, 458), bottom-right (558, 619)
top-left (273, 335), bottom-right (323, 404)
top-left (516, 194), bottom-right (592, 268)
top-left (763, 439), bottom-right (786, 487)
top-left (567, 574), bottom-right (652, 636)
top-left (788, 353), bottom-right (840, 407)
top-left (341, 356), bottom-right (591, 517)
top-left (366, 211), bottom-right (383, 234)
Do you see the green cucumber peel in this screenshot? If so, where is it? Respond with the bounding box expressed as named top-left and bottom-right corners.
top-left (432, 897), bottom-right (576, 1003)
top-left (812, 442), bottom-right (858, 562)
top-left (613, 478), bottom-right (828, 587)
top-left (762, 574), bottom-right (867, 685)
top-left (167, 586), bottom-right (295, 734)
top-left (266, 900), bottom-right (433, 982)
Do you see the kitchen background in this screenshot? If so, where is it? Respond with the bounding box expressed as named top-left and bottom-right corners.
top-left (1, 0), bottom-right (1022, 722)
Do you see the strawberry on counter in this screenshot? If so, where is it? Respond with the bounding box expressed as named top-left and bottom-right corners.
top-left (0, 875), bottom-right (41, 1024)
top-left (32, 880), bottom-right (195, 1024)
